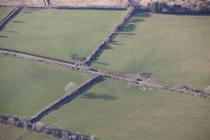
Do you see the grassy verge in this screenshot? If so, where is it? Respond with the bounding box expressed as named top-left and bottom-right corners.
top-left (43, 79), bottom-right (210, 140)
top-left (92, 12), bottom-right (210, 90)
top-left (0, 55), bottom-right (89, 118)
top-left (0, 8), bottom-right (124, 61)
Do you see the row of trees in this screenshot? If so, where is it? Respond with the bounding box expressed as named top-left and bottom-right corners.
top-left (147, 1), bottom-right (210, 14)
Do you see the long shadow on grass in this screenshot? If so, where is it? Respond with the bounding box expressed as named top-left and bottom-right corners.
top-left (12, 20), bottom-right (24, 23)
top-left (0, 7), bottom-right (23, 32)
top-left (82, 92), bottom-right (117, 100)
top-left (117, 11), bottom-right (150, 35)
top-left (92, 11), bottom-right (151, 65)
top-left (0, 35), bottom-right (8, 38)
top-left (30, 77), bottom-right (105, 123)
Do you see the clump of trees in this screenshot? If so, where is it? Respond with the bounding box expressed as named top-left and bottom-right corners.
top-left (146, 0), bottom-right (210, 14)
top-left (148, 1), bottom-right (168, 13)
top-left (70, 54), bottom-right (86, 61)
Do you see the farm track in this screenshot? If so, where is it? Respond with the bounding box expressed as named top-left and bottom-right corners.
top-left (30, 75), bottom-right (102, 123)
top-left (0, 48), bottom-right (209, 99)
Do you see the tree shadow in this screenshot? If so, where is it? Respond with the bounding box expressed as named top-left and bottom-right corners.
top-left (12, 20), bottom-right (24, 23)
top-left (30, 76), bottom-right (105, 123)
top-left (93, 61), bottom-right (109, 66)
top-left (23, 11), bottom-right (33, 14)
top-left (90, 43), bottom-right (113, 63)
top-left (117, 11), bottom-right (150, 34)
top-left (7, 30), bottom-right (17, 33)
top-left (82, 92), bottom-right (117, 101)
top-left (0, 35), bottom-right (8, 38)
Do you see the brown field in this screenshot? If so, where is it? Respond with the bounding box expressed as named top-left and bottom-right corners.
top-left (0, 0), bottom-right (128, 7)
top-left (51, 0), bottom-right (128, 7)
top-left (0, 0), bottom-right (45, 7)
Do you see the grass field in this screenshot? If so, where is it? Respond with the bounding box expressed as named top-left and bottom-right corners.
top-left (92, 12), bottom-right (210, 90)
top-left (42, 79), bottom-right (210, 140)
top-left (0, 7), bottom-right (12, 20)
top-left (0, 55), bottom-right (89, 118)
top-left (0, 124), bottom-right (56, 140)
top-left (0, 8), bottom-right (124, 61)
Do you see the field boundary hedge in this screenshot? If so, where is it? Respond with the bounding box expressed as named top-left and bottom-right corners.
top-left (30, 75), bottom-right (102, 123)
top-left (0, 6), bottom-right (22, 31)
top-left (0, 114), bottom-right (95, 140)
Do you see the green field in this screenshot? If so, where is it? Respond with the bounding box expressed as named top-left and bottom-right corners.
top-left (42, 79), bottom-right (210, 140)
top-left (0, 8), bottom-right (124, 61)
top-left (0, 7), bottom-right (12, 20)
top-left (92, 12), bottom-right (210, 90)
top-left (0, 124), bottom-right (56, 140)
top-left (0, 55), bottom-right (89, 118)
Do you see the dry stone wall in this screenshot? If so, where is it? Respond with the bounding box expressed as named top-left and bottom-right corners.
top-left (84, 6), bottom-right (135, 65)
top-left (0, 114), bottom-right (96, 140)
top-left (30, 75), bottom-right (102, 123)
top-left (0, 6), bottom-right (22, 31)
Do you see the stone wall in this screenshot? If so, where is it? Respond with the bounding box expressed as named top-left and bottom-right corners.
top-left (84, 6), bottom-right (135, 65)
top-left (0, 114), bottom-right (95, 140)
top-left (0, 6), bottom-right (22, 31)
top-left (30, 75), bottom-right (102, 123)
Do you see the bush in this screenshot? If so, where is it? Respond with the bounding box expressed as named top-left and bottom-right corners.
top-left (148, 2), bottom-right (168, 13)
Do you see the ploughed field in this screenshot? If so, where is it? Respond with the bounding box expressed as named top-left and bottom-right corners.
top-left (0, 55), bottom-right (89, 118)
top-left (42, 79), bottom-right (210, 140)
top-left (0, 124), bottom-right (56, 140)
top-left (0, 8), bottom-right (124, 61)
top-left (92, 12), bottom-right (210, 90)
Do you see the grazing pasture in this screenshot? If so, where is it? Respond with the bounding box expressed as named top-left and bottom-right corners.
top-left (0, 7), bottom-right (12, 20)
top-left (92, 12), bottom-right (210, 90)
top-left (0, 56), bottom-right (89, 118)
top-left (0, 124), bottom-right (56, 140)
top-left (0, 8), bottom-right (124, 61)
top-left (42, 79), bottom-right (210, 140)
